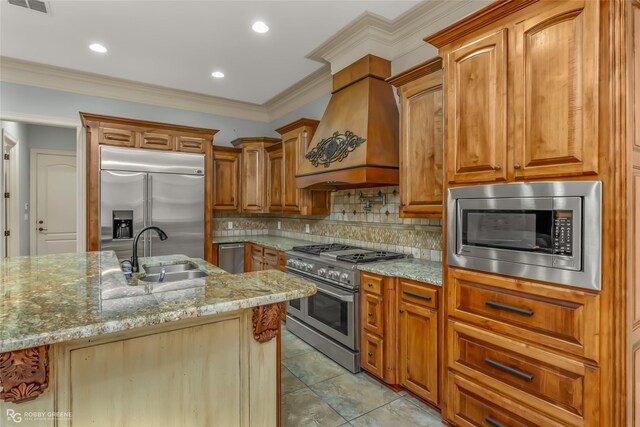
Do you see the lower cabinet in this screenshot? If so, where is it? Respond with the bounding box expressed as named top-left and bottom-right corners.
top-left (446, 267), bottom-right (600, 427)
top-left (360, 272), bottom-right (440, 407)
top-left (398, 286), bottom-right (439, 404)
top-left (244, 242), bottom-right (286, 272)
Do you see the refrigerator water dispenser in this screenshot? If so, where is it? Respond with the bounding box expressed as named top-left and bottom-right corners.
top-left (113, 210), bottom-right (133, 239)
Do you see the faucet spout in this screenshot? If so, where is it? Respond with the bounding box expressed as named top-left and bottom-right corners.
top-left (131, 226), bottom-right (168, 272)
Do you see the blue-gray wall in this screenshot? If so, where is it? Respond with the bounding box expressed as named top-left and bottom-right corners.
top-left (0, 82), bottom-right (279, 145)
top-left (0, 121), bottom-right (76, 256)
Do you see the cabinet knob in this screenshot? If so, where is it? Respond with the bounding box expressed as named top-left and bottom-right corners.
top-left (514, 163), bottom-right (521, 170)
top-left (368, 352), bottom-right (373, 357)
top-left (494, 164), bottom-right (502, 171)
top-left (367, 283), bottom-right (373, 288)
top-left (401, 203), bottom-right (406, 207)
top-left (368, 312), bottom-right (373, 317)
top-left (399, 309), bottom-right (405, 314)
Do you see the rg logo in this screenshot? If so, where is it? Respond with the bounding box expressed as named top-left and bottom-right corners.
top-left (6, 409), bottom-right (22, 423)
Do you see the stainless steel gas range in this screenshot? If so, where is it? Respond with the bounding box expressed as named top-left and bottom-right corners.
top-left (285, 244), bottom-right (405, 372)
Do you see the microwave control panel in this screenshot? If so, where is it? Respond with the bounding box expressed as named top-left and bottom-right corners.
top-left (553, 211), bottom-right (573, 256)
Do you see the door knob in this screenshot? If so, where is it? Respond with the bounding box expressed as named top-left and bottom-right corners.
top-left (38, 227), bottom-right (48, 232)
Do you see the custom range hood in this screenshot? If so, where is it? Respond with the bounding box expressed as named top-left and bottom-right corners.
top-left (295, 55), bottom-right (399, 190)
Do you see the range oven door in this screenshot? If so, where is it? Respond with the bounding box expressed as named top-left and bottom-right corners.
top-left (286, 292), bottom-right (306, 320)
top-left (297, 276), bottom-right (358, 350)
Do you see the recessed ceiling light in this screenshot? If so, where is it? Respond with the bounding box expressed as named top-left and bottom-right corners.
top-left (211, 71), bottom-right (225, 78)
top-left (89, 43), bottom-right (107, 53)
top-left (252, 21), bottom-right (269, 33)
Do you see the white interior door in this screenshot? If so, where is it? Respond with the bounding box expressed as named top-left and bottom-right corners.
top-left (32, 150), bottom-right (77, 255)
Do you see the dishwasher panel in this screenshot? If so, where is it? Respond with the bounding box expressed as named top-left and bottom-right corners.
top-left (218, 243), bottom-right (245, 274)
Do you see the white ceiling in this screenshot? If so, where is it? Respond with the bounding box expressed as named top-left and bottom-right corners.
top-left (0, 0), bottom-right (421, 104)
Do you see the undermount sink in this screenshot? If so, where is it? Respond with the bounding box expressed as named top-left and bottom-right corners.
top-left (144, 263), bottom-right (199, 275)
top-left (140, 270), bottom-right (209, 283)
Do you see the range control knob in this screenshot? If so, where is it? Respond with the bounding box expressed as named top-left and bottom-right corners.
top-left (304, 263), bottom-right (313, 272)
top-left (318, 268), bottom-right (326, 276)
top-left (287, 259), bottom-right (294, 266)
top-left (329, 271), bottom-right (339, 280)
top-left (293, 261), bottom-right (301, 269)
top-left (339, 273), bottom-right (349, 283)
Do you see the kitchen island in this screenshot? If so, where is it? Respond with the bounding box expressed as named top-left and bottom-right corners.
top-left (0, 251), bottom-right (316, 426)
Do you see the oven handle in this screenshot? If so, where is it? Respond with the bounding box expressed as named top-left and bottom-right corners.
top-left (315, 286), bottom-right (354, 303)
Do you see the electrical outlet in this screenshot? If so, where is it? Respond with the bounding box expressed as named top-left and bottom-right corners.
top-left (227, 221), bottom-right (233, 230)
top-left (277, 221), bottom-right (281, 230)
top-left (305, 224), bottom-right (310, 233)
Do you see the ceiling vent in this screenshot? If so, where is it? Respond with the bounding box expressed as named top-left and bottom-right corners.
top-left (8, 0), bottom-right (49, 14)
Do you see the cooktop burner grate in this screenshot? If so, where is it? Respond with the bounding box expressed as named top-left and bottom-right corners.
top-left (292, 243), bottom-right (358, 255)
top-left (336, 251), bottom-right (406, 264)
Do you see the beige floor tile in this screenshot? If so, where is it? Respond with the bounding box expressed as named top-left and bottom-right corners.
top-left (282, 350), bottom-right (349, 386)
top-left (281, 388), bottom-right (347, 427)
top-left (349, 397), bottom-right (442, 427)
top-left (281, 366), bottom-right (306, 395)
top-left (310, 372), bottom-right (402, 420)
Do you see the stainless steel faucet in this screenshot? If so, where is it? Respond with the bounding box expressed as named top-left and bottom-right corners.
top-left (131, 226), bottom-right (168, 272)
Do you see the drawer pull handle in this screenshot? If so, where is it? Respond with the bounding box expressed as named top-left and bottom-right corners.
top-left (484, 358), bottom-right (533, 382)
top-left (485, 417), bottom-right (506, 427)
top-left (403, 291), bottom-right (432, 301)
top-left (485, 301), bottom-right (533, 316)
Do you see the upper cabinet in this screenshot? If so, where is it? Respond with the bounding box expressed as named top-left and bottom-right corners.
top-left (426, 0), bottom-right (599, 184)
top-left (446, 30), bottom-right (508, 184)
top-left (266, 143), bottom-right (284, 211)
top-left (512, 1), bottom-right (598, 179)
top-left (231, 137), bottom-right (280, 213)
top-left (388, 58), bottom-right (444, 218)
top-left (212, 147), bottom-right (241, 212)
top-left (274, 119), bottom-right (331, 215)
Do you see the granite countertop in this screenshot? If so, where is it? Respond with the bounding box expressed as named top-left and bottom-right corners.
top-left (357, 258), bottom-right (443, 287)
top-left (213, 235), bottom-right (316, 252)
top-left (0, 251), bottom-right (316, 353)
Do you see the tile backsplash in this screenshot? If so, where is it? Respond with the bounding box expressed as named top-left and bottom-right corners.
top-left (214, 186), bottom-right (442, 261)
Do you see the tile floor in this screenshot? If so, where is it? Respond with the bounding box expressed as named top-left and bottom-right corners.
top-left (281, 324), bottom-right (442, 427)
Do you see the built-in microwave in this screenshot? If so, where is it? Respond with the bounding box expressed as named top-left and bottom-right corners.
top-left (447, 181), bottom-right (602, 290)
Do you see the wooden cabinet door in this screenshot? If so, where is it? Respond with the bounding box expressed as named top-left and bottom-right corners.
top-left (251, 255), bottom-right (263, 272)
top-left (398, 298), bottom-right (438, 405)
top-left (362, 331), bottom-right (384, 379)
top-left (445, 30), bottom-right (508, 184)
top-left (282, 135), bottom-right (303, 213)
top-left (98, 126), bottom-right (137, 147)
top-left (213, 149), bottom-right (241, 212)
top-left (177, 136), bottom-right (207, 154)
top-left (140, 131), bottom-right (174, 151)
top-left (241, 144), bottom-right (266, 212)
top-left (361, 291), bottom-right (384, 336)
top-left (267, 146), bottom-right (284, 212)
top-left (513, 0), bottom-right (598, 179)
top-left (400, 70), bottom-right (444, 217)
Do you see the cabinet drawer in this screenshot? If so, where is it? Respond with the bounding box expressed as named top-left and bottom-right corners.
top-left (263, 247), bottom-right (278, 260)
top-left (398, 279), bottom-right (437, 309)
top-left (449, 321), bottom-right (598, 426)
top-left (447, 372), bottom-right (566, 427)
top-left (449, 268), bottom-right (599, 362)
top-left (251, 245), bottom-right (264, 257)
top-left (362, 331), bottom-right (384, 378)
top-left (177, 136), bottom-right (207, 153)
top-left (360, 272), bottom-right (384, 296)
top-left (140, 132), bottom-right (174, 150)
top-left (361, 291), bottom-right (384, 336)
top-left (98, 127), bottom-right (137, 147)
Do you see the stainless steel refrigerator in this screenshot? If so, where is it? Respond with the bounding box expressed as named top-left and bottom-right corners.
top-left (100, 146), bottom-right (205, 261)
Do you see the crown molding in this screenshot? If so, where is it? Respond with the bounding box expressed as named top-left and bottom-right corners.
top-left (0, 56), bottom-right (271, 122)
top-left (263, 65), bottom-right (332, 122)
top-left (306, 0), bottom-right (492, 74)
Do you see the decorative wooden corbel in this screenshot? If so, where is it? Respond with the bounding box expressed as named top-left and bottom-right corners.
top-left (252, 302), bottom-right (286, 343)
top-left (0, 346), bottom-right (49, 403)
